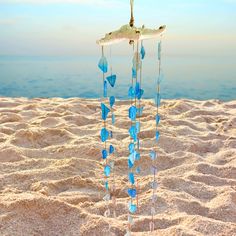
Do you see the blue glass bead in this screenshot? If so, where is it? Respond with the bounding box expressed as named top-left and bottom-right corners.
top-left (129, 203), bottom-right (137, 213)
top-left (156, 93), bottom-right (161, 106)
top-left (137, 89), bottom-right (144, 100)
top-left (109, 145), bottom-right (115, 154)
top-left (156, 114), bottom-right (160, 125)
top-left (112, 113), bottom-right (115, 125)
top-left (128, 143), bottom-right (135, 153)
top-left (135, 152), bottom-right (140, 161)
top-left (104, 165), bottom-right (111, 177)
top-left (98, 56), bottom-right (108, 73)
top-left (149, 151), bottom-right (156, 160)
top-left (128, 188), bottom-right (136, 198)
top-left (102, 149), bottom-right (108, 159)
top-left (158, 41), bottom-right (161, 60)
top-left (129, 173), bottom-right (135, 185)
top-left (136, 166), bottom-right (141, 174)
top-left (132, 67), bottom-right (137, 78)
top-left (135, 82), bottom-right (140, 95)
top-left (101, 103), bottom-right (110, 121)
top-left (106, 74), bottom-right (116, 87)
top-left (128, 159), bottom-right (134, 169)
top-left (129, 152), bottom-right (136, 164)
top-left (105, 181), bottom-right (109, 190)
top-left (100, 128), bottom-right (109, 142)
top-left (103, 80), bottom-right (107, 97)
top-left (129, 106), bottom-right (137, 121)
top-left (156, 131), bottom-right (160, 141)
top-left (128, 86), bottom-right (135, 99)
top-left (140, 44), bottom-right (146, 60)
top-left (136, 122), bottom-right (140, 133)
top-left (109, 96), bottom-right (115, 108)
top-left (129, 126), bottom-right (137, 141)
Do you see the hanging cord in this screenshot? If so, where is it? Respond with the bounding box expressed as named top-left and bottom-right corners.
top-left (129, 0), bottom-right (134, 27)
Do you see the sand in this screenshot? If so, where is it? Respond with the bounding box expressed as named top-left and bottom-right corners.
top-left (0, 97), bottom-right (235, 236)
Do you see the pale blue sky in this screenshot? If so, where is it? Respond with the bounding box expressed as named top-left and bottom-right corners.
top-left (0, 0), bottom-right (235, 56)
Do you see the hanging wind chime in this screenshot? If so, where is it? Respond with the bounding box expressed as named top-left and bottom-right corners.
top-left (97, 0), bottom-right (166, 235)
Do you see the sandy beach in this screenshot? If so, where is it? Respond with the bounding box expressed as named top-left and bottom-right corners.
top-left (0, 97), bottom-right (235, 236)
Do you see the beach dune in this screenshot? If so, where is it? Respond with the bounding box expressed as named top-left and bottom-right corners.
top-left (0, 97), bottom-right (235, 236)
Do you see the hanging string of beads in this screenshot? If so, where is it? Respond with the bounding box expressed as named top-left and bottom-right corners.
top-left (98, 45), bottom-right (117, 232)
top-left (149, 37), bottom-right (162, 233)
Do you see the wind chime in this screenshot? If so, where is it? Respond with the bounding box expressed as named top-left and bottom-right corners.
top-left (97, 0), bottom-right (166, 235)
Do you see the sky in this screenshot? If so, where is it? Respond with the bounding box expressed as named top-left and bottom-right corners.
top-left (0, 0), bottom-right (236, 57)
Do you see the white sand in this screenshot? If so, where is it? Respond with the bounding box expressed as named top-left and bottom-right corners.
top-left (0, 97), bottom-right (235, 236)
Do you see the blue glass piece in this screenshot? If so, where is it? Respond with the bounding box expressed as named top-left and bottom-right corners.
top-left (129, 173), bottom-right (135, 185)
top-left (136, 166), bottom-right (141, 174)
top-left (150, 151), bottom-right (156, 160)
top-left (129, 203), bottom-right (137, 213)
top-left (132, 67), bottom-right (137, 78)
top-left (105, 181), bottom-right (109, 190)
top-left (129, 126), bottom-right (137, 141)
top-left (128, 143), bottom-right (135, 153)
top-left (129, 106), bottom-right (137, 121)
top-left (102, 149), bottom-right (108, 159)
top-left (109, 145), bottom-right (115, 154)
top-left (104, 165), bottom-right (111, 177)
top-left (140, 44), bottom-right (145, 60)
top-left (128, 86), bottom-right (135, 99)
top-left (98, 56), bottom-right (108, 73)
top-left (156, 131), bottom-right (160, 141)
top-left (106, 74), bottom-right (116, 87)
top-left (135, 152), bottom-right (140, 161)
top-left (136, 122), bottom-right (140, 133)
top-left (135, 82), bottom-right (140, 95)
top-left (101, 103), bottom-right (110, 121)
top-left (128, 188), bottom-right (136, 198)
top-left (128, 159), bottom-right (134, 169)
top-left (128, 152), bottom-right (136, 164)
top-left (156, 93), bottom-right (161, 106)
top-left (158, 41), bottom-right (161, 60)
top-left (100, 128), bottom-right (109, 142)
top-left (137, 89), bottom-right (144, 100)
top-left (112, 113), bottom-right (115, 125)
top-left (137, 106), bottom-right (144, 116)
top-left (156, 114), bottom-right (160, 125)
top-left (109, 96), bottom-right (115, 108)
top-left (103, 80), bottom-right (107, 97)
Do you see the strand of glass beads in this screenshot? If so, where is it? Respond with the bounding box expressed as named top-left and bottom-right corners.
top-left (149, 38), bottom-right (162, 232)
top-left (98, 46), bottom-right (112, 231)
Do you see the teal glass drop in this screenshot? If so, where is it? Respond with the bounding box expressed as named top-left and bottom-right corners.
top-left (128, 152), bottom-right (136, 165)
top-left (129, 203), bottom-right (137, 214)
top-left (129, 173), bottom-right (135, 185)
top-left (105, 181), bottom-right (109, 190)
top-left (135, 152), bottom-right (140, 161)
top-left (104, 165), bottom-right (111, 177)
top-left (106, 74), bottom-right (116, 87)
top-left (102, 149), bottom-right (108, 159)
top-left (156, 131), bottom-right (160, 141)
top-left (129, 106), bottom-right (137, 121)
top-left (129, 125), bottom-right (137, 141)
top-left (132, 67), bottom-right (137, 78)
top-left (128, 143), bottom-right (135, 153)
top-left (109, 96), bottom-right (115, 108)
top-left (128, 159), bottom-right (134, 169)
top-left (140, 44), bottom-right (145, 60)
top-left (128, 188), bottom-right (136, 198)
top-left (101, 103), bottom-right (110, 121)
top-left (103, 80), bottom-right (107, 97)
top-left (98, 56), bottom-right (108, 73)
top-left (109, 144), bottom-right (115, 154)
top-left (156, 114), bottom-right (160, 125)
top-left (128, 86), bottom-right (135, 99)
top-left (100, 128), bottom-right (109, 142)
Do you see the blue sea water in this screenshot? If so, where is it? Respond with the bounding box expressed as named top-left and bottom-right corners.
top-left (0, 55), bottom-right (235, 101)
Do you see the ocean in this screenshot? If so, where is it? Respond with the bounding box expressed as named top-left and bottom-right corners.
top-left (0, 55), bottom-right (235, 101)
